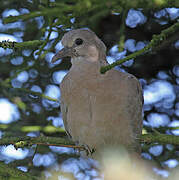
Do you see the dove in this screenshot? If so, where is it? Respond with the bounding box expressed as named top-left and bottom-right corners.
top-left (52, 29), bottom-right (143, 156)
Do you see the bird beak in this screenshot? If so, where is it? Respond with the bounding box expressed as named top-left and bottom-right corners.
top-left (51, 47), bottom-right (73, 63)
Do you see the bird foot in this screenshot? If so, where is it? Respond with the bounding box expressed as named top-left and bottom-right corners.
top-left (81, 144), bottom-right (95, 156)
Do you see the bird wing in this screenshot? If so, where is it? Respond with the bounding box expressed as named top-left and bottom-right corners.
top-left (104, 69), bottom-right (143, 151)
top-left (127, 75), bottom-right (143, 139)
top-left (104, 70), bottom-right (144, 141)
top-left (60, 97), bottom-right (72, 138)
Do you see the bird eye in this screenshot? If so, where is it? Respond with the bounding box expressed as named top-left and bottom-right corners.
top-left (75, 38), bottom-right (83, 45)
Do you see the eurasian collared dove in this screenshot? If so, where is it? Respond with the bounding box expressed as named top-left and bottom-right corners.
top-left (52, 29), bottom-right (143, 155)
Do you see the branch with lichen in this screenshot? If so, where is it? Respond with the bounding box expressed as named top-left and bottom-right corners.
top-left (141, 133), bottom-right (179, 146)
top-left (100, 20), bottom-right (179, 74)
top-left (0, 133), bottom-right (178, 151)
top-left (0, 40), bottom-right (44, 49)
top-left (0, 136), bottom-right (84, 151)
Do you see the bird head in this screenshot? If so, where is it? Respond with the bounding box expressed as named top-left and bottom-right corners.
top-left (51, 29), bottom-right (107, 64)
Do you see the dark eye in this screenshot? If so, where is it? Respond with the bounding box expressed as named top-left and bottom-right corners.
top-left (75, 38), bottom-right (83, 45)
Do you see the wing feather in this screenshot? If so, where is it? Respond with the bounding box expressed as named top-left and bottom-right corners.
top-left (61, 99), bottom-right (71, 138)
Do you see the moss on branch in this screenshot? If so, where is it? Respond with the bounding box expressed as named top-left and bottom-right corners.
top-left (0, 162), bottom-right (38, 180)
top-left (0, 133), bottom-right (178, 150)
top-left (0, 40), bottom-right (44, 49)
top-left (0, 136), bottom-right (78, 150)
top-left (141, 133), bottom-right (179, 145)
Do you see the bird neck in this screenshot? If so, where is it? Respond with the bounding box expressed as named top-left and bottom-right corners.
top-left (71, 56), bottom-right (108, 74)
top-left (71, 56), bottom-right (108, 67)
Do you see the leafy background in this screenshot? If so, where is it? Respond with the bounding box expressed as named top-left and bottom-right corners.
top-left (0, 0), bottom-right (179, 179)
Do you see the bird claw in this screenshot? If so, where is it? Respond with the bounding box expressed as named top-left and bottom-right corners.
top-left (81, 144), bottom-right (95, 156)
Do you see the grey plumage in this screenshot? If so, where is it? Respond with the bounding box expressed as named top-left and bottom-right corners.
top-left (52, 29), bottom-right (143, 155)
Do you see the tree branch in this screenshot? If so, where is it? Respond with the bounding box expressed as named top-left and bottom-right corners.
top-left (0, 136), bottom-right (84, 151)
top-left (100, 20), bottom-right (179, 73)
top-left (0, 162), bottom-right (38, 180)
top-left (141, 133), bottom-right (179, 146)
top-left (0, 40), bottom-right (44, 49)
top-left (2, 1), bottom-right (179, 25)
top-left (0, 133), bottom-right (178, 151)
top-left (0, 81), bottom-right (59, 102)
